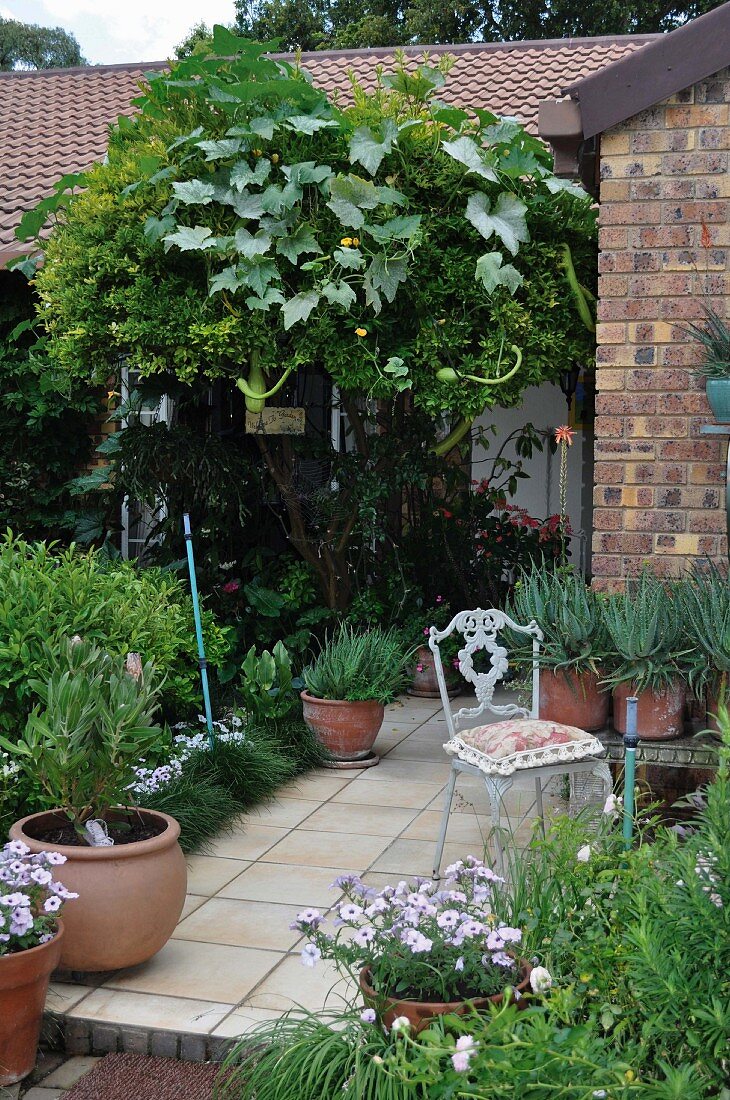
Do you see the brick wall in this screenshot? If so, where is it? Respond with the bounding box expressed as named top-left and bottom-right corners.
top-left (593, 66), bottom-right (729, 586)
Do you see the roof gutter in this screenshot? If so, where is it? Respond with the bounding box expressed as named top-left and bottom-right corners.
top-left (537, 97), bottom-right (599, 196)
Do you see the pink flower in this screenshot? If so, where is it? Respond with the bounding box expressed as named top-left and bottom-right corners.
top-left (423, 628), bottom-right (430, 636)
top-left (222, 581), bottom-right (240, 594)
top-left (451, 1051), bottom-right (471, 1072)
top-left (435, 595), bottom-right (443, 603)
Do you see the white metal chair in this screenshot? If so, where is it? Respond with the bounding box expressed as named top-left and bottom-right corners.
top-left (430, 608), bottom-right (611, 878)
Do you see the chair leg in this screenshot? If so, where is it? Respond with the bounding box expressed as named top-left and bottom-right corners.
top-left (433, 763), bottom-right (458, 880)
top-left (534, 776), bottom-right (546, 838)
top-left (593, 761), bottom-right (613, 802)
top-left (485, 777), bottom-right (506, 878)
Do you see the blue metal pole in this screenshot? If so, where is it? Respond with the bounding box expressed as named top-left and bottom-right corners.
top-left (183, 513), bottom-right (215, 748)
top-left (622, 696), bottom-right (639, 850)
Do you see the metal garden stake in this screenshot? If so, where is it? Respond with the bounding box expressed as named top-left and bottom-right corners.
top-left (622, 696), bottom-right (639, 850)
top-left (183, 513), bottom-right (215, 748)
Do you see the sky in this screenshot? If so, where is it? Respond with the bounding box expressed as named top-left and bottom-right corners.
top-left (2, 0), bottom-right (237, 64)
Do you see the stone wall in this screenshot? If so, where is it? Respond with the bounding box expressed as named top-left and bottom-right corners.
top-left (593, 66), bottom-right (730, 586)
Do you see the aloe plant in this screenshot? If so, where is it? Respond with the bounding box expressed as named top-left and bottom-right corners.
top-left (303, 625), bottom-right (412, 703)
top-left (510, 565), bottom-right (609, 673)
top-left (600, 570), bottom-right (692, 693)
top-left (681, 565), bottom-right (730, 701)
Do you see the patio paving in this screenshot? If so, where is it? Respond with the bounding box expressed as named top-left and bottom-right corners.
top-left (46, 692), bottom-right (556, 1054)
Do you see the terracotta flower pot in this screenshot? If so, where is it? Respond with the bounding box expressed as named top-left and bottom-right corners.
top-left (359, 962), bottom-right (532, 1034)
top-left (0, 923), bottom-right (64, 1086)
top-left (408, 645), bottom-right (460, 699)
top-left (612, 680), bottom-right (685, 741)
top-left (539, 668), bottom-right (609, 732)
top-left (300, 691), bottom-right (384, 760)
top-left (9, 809), bottom-right (186, 973)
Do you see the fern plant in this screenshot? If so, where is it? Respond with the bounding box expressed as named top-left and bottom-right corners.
top-left (509, 564), bottom-right (609, 673)
top-left (601, 570), bottom-right (692, 693)
top-left (303, 625), bottom-right (411, 703)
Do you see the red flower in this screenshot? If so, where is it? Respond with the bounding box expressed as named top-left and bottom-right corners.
top-left (441, 508), bottom-right (453, 519)
top-left (222, 581), bottom-right (240, 594)
top-left (701, 220), bottom-right (712, 250)
top-left (554, 425), bottom-right (575, 447)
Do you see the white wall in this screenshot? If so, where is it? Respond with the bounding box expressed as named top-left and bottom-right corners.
top-left (471, 381), bottom-right (592, 573)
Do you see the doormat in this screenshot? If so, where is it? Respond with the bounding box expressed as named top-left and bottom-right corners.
top-left (63, 1052), bottom-right (228, 1100)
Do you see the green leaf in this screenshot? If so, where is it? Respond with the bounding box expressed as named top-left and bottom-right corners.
top-left (212, 23), bottom-right (248, 57)
top-left (366, 215), bottom-right (421, 244)
top-left (246, 287), bottom-right (285, 311)
top-left (275, 225), bottom-right (322, 264)
top-left (230, 158), bottom-right (271, 191)
top-left (282, 291), bottom-right (321, 329)
top-left (163, 225), bottom-right (215, 251)
top-left (249, 116), bottom-right (276, 139)
top-left (432, 106), bottom-right (470, 130)
top-left (321, 281), bottom-right (356, 310)
top-left (384, 356), bottom-right (407, 376)
top-left (230, 192), bottom-right (266, 219)
top-left (349, 121), bottom-right (397, 175)
top-left (172, 179), bottom-right (216, 205)
top-left (367, 255), bottom-right (408, 303)
top-left (327, 174), bottom-right (381, 229)
top-left (441, 136), bottom-right (498, 182)
top-left (475, 251), bottom-right (524, 295)
top-left (209, 266), bottom-right (244, 295)
top-left (375, 185), bottom-right (406, 207)
top-left (334, 247), bottom-right (364, 270)
top-left (196, 138), bottom-right (242, 161)
top-left (235, 228), bottom-right (273, 258)
top-left (283, 116), bottom-right (338, 135)
top-left (284, 162), bottom-right (333, 186)
top-left (143, 214), bottom-right (176, 243)
top-left (242, 258), bottom-right (279, 297)
top-left (363, 277), bottom-right (382, 314)
top-left (465, 192), bottom-right (529, 256)
top-left (544, 176), bottom-right (588, 199)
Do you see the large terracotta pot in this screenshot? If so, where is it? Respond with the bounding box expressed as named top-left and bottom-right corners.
top-left (360, 962), bottom-right (532, 1034)
top-left (0, 923), bottom-right (64, 1085)
top-left (612, 680), bottom-right (685, 740)
top-left (539, 668), bottom-right (609, 732)
top-left (301, 691), bottom-right (383, 760)
top-left (9, 809), bottom-right (186, 973)
top-left (408, 645), bottom-right (460, 699)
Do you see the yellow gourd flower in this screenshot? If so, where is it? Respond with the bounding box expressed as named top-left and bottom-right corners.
top-left (271, 153), bottom-right (279, 163)
top-left (252, 148), bottom-right (263, 157)
top-left (340, 237), bottom-right (353, 247)
top-left (352, 237), bottom-right (360, 247)
top-left (355, 327), bottom-right (367, 337)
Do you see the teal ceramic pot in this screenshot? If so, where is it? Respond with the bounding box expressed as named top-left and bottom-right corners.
top-left (706, 379), bottom-right (730, 422)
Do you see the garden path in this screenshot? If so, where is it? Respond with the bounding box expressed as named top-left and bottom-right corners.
top-left (46, 693), bottom-right (556, 1051)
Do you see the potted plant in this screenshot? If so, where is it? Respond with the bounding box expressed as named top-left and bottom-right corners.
top-left (0, 839), bottom-right (77, 1085)
top-left (3, 638), bottom-right (187, 972)
top-left (687, 305), bottom-right (730, 421)
top-left (301, 625), bottom-right (412, 763)
top-left (292, 859), bottom-right (534, 1034)
top-left (601, 571), bottom-right (691, 740)
top-left (401, 597), bottom-right (461, 698)
top-left (681, 565), bottom-right (730, 735)
top-left (510, 565), bottom-right (610, 731)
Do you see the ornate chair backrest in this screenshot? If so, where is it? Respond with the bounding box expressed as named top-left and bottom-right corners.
top-left (428, 608), bottom-right (543, 740)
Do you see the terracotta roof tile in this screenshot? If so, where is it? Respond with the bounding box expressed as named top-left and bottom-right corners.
top-left (0, 36), bottom-right (654, 263)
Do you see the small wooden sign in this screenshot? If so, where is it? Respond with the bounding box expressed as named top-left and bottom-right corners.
top-left (246, 407), bottom-right (306, 435)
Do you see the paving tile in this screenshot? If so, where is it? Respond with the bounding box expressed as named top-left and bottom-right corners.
top-left (66, 988), bottom-right (232, 1034)
top-left (355, 759), bottom-right (450, 785)
top-left (244, 798), bottom-right (321, 829)
top-left (331, 776), bottom-right (445, 809)
top-left (401, 809), bottom-right (490, 844)
top-left (210, 1006), bottom-right (283, 1039)
top-left (185, 855), bottom-right (251, 895)
top-left (206, 825), bottom-right (289, 861)
top-left (260, 829), bottom-right (391, 870)
top-left (45, 982), bottom-right (91, 1015)
top-left (103, 939), bottom-right (281, 1004)
top-left (369, 838), bottom-right (483, 877)
top-left (180, 894), bottom-right (207, 920)
top-left (174, 898), bottom-right (302, 952)
top-left (217, 862), bottom-right (348, 906)
top-left (386, 741), bottom-right (449, 763)
top-left (275, 775), bottom-right (352, 801)
top-left (296, 802), bottom-right (418, 837)
top-left (243, 953), bottom-right (354, 1013)
top-left (43, 1057), bottom-right (101, 1089)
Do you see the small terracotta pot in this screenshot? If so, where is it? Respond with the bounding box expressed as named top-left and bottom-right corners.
top-left (300, 691), bottom-right (384, 760)
top-left (9, 809), bottom-right (186, 973)
top-left (359, 962), bottom-right (532, 1034)
top-left (539, 668), bottom-right (609, 731)
top-left (0, 923), bottom-right (64, 1085)
top-left (612, 680), bottom-right (685, 741)
top-left (408, 645), bottom-right (460, 699)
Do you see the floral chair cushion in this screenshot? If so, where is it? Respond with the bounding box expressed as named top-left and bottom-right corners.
top-left (444, 719), bottom-right (604, 776)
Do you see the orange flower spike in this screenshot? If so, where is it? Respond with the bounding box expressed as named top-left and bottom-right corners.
top-left (700, 221), bottom-right (712, 250)
top-left (554, 425), bottom-right (575, 447)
